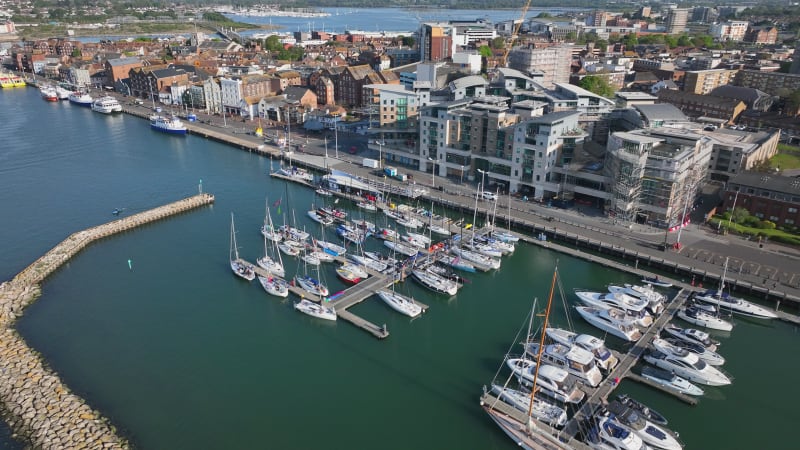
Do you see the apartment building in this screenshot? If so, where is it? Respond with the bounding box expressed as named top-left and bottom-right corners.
top-left (734, 70), bottom-right (800, 96)
top-left (665, 8), bottom-right (689, 35)
top-left (507, 45), bottom-right (573, 88)
top-left (657, 90), bottom-right (747, 124)
top-left (710, 21), bottom-right (749, 42)
top-left (683, 69), bottom-right (738, 95)
top-left (363, 83), bottom-right (429, 168)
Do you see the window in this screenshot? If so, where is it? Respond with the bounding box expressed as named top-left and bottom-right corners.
top-left (788, 207), bottom-right (798, 213)
top-left (787, 219), bottom-right (795, 225)
top-left (770, 216), bottom-right (779, 221)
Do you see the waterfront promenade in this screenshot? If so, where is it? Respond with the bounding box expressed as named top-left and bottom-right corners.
top-left (0, 193), bottom-right (214, 449)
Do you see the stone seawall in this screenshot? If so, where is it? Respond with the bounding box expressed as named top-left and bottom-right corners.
top-left (0, 193), bottom-right (215, 448)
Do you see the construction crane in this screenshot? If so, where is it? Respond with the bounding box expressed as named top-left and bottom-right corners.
top-left (500, 0), bottom-right (534, 67)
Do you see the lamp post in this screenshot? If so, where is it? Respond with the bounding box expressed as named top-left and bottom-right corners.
top-left (428, 157), bottom-right (436, 188)
top-left (477, 168), bottom-right (487, 194)
top-left (375, 140), bottom-right (384, 169)
top-left (333, 116), bottom-right (339, 159)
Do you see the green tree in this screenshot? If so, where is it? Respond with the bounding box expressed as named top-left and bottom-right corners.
top-left (578, 75), bottom-right (615, 98)
top-left (730, 207), bottom-right (750, 224)
top-left (564, 31), bottom-right (578, 42)
top-left (478, 45), bottom-right (493, 58)
top-left (664, 35), bottom-right (678, 48)
top-left (537, 12), bottom-right (552, 18)
top-left (399, 35), bottom-right (415, 47)
top-left (595, 39), bottom-right (608, 50)
top-left (264, 35), bottom-right (283, 52)
top-left (490, 36), bottom-right (506, 50)
top-left (71, 48), bottom-right (81, 58)
top-left (622, 33), bottom-right (638, 48)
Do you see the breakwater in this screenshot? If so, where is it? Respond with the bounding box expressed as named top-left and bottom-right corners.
top-left (0, 193), bottom-right (214, 448)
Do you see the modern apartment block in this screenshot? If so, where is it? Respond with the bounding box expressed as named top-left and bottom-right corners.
top-left (665, 8), bottom-right (689, 35)
top-left (734, 70), bottom-right (800, 96)
top-left (683, 69), bottom-right (738, 95)
top-left (363, 83), bottom-right (430, 168)
top-left (507, 45), bottom-right (573, 88)
top-left (710, 21), bottom-right (749, 42)
top-left (605, 129), bottom-right (712, 227)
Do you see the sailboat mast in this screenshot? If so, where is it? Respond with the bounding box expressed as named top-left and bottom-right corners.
top-left (527, 265), bottom-right (559, 416)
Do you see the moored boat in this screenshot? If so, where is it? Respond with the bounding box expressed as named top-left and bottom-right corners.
top-left (615, 394), bottom-right (668, 426)
top-left (525, 341), bottom-right (603, 387)
top-left (605, 400), bottom-right (684, 450)
top-left (257, 275), bottom-right (289, 298)
top-left (585, 415), bottom-right (648, 450)
top-left (643, 348), bottom-right (732, 386)
top-left (575, 306), bottom-right (642, 342)
top-left (662, 323), bottom-right (720, 352)
top-left (411, 269), bottom-right (458, 296)
top-left (376, 289), bottom-right (423, 318)
top-left (676, 305), bottom-right (734, 332)
top-left (91, 96), bottom-right (122, 114)
top-left (640, 365), bottom-right (705, 396)
top-left (546, 327), bottom-right (619, 372)
top-left (693, 289), bottom-right (777, 319)
top-left (150, 114), bottom-right (188, 135)
top-left (294, 299), bottom-right (336, 321)
top-left (506, 358), bottom-right (586, 404)
top-left (68, 91), bottom-right (93, 107)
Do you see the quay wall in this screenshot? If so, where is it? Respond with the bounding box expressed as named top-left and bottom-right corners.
top-left (0, 193), bottom-right (215, 449)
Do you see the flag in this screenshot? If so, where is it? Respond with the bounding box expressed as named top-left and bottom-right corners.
top-left (277, 205), bottom-right (282, 215)
top-left (272, 198), bottom-right (281, 207)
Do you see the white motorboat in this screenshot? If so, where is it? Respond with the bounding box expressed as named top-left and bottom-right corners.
top-left (384, 240), bottom-right (418, 257)
top-left (643, 349), bottom-right (732, 386)
top-left (314, 239), bottom-right (346, 257)
top-left (585, 415), bottom-right (647, 450)
top-left (91, 96), bottom-right (122, 114)
top-left (641, 276), bottom-right (672, 288)
top-left (606, 400), bottom-right (684, 450)
top-left (607, 284), bottom-right (665, 314)
top-left (676, 305), bottom-right (734, 332)
top-left (575, 306), bottom-right (643, 342)
top-left (575, 290), bottom-right (653, 327)
top-left (294, 275), bottom-right (329, 297)
top-left (693, 289), bottom-right (777, 319)
top-left (376, 289), bottom-right (423, 318)
top-left (150, 114), bottom-right (188, 135)
top-left (356, 201), bottom-right (377, 211)
top-left (68, 91), bottom-right (93, 107)
top-left (294, 299), bottom-right (336, 321)
top-left (55, 85), bottom-right (71, 100)
top-left (506, 358), bottom-right (585, 404)
top-left (546, 328), bottom-right (619, 372)
top-left (615, 395), bottom-right (668, 426)
top-left (411, 269), bottom-right (458, 296)
top-left (640, 365), bottom-right (704, 397)
top-left (488, 384), bottom-right (568, 428)
top-left (257, 275), bottom-right (289, 298)
top-left (525, 342), bottom-right (603, 387)
top-left (662, 324), bottom-right (720, 352)
top-left (659, 337), bottom-right (726, 366)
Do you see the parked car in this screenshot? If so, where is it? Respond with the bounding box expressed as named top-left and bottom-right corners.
top-left (481, 191), bottom-right (498, 201)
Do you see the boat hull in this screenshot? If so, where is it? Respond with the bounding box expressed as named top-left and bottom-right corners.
top-left (150, 124), bottom-right (188, 135)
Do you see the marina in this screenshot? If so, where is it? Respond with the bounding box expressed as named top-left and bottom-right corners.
top-left (1, 86), bottom-right (800, 448)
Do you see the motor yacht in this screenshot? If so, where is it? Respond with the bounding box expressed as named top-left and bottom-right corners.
top-left (607, 284), bottom-right (665, 314)
top-left (584, 415), bottom-right (647, 450)
top-left (575, 306), bottom-right (643, 342)
top-left (693, 289), bottom-right (777, 319)
top-left (506, 358), bottom-right (585, 404)
top-left (643, 349), bottom-right (732, 386)
top-left (640, 365), bottom-right (704, 397)
top-left (676, 305), bottom-right (733, 332)
top-left (488, 384), bottom-right (568, 428)
top-left (605, 400), bottom-right (684, 450)
top-left (575, 290), bottom-right (653, 327)
top-left (662, 324), bottom-right (720, 352)
top-left (546, 328), bottom-right (619, 372)
top-left (525, 342), bottom-right (603, 387)
top-left (615, 395), bottom-right (668, 426)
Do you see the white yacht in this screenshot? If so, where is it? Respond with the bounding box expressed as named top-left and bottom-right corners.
top-left (411, 269), bottom-right (458, 296)
top-left (575, 290), bottom-right (653, 327)
top-left (677, 305), bottom-right (734, 332)
top-left (383, 240), bottom-right (418, 257)
top-left (91, 96), bottom-right (122, 114)
top-left (150, 114), bottom-right (188, 135)
top-left (307, 209), bottom-right (334, 226)
top-left (257, 275), bottom-right (289, 298)
top-left (67, 91), bottom-right (93, 107)
top-left (488, 384), bottom-right (568, 428)
top-left (276, 166), bottom-right (315, 182)
top-left (256, 254), bottom-right (285, 277)
top-left (427, 223), bottom-right (451, 236)
top-left (278, 224), bottom-right (309, 241)
top-left (525, 342), bottom-right (603, 387)
top-left (585, 415), bottom-right (648, 450)
top-left (643, 349), bottom-right (732, 386)
top-left (294, 299), bottom-right (336, 321)
top-left (506, 358), bottom-right (586, 404)
top-left (294, 275), bottom-right (329, 297)
top-left (693, 289), bottom-right (777, 319)
top-left (607, 284), bottom-right (665, 314)
top-left (657, 337), bottom-right (726, 366)
top-left (606, 400), bottom-right (684, 450)
top-left (546, 328), bottom-right (619, 372)
top-left (640, 365), bottom-right (705, 397)
top-left (230, 260), bottom-right (255, 281)
top-left (278, 241), bottom-right (302, 257)
top-left (314, 239), bottom-right (346, 257)
top-left (450, 246), bottom-right (500, 270)
top-left (662, 324), bottom-right (720, 352)
top-left (348, 254), bottom-right (389, 274)
top-left (575, 306), bottom-right (643, 342)
top-left (376, 289), bottom-right (423, 318)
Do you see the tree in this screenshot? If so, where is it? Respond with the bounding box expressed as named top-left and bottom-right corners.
top-left (677, 35), bottom-right (692, 47)
top-left (400, 35), bottom-right (415, 47)
top-left (595, 39), bottom-right (608, 50)
top-left (263, 35), bottom-right (283, 52)
top-left (490, 37), bottom-right (506, 50)
top-left (578, 75), bottom-right (615, 98)
top-left (564, 31), bottom-right (578, 42)
top-left (622, 33), bottom-right (638, 48)
top-left (730, 207), bottom-right (750, 224)
top-left (478, 45), bottom-right (493, 58)
top-left (664, 35), bottom-right (678, 49)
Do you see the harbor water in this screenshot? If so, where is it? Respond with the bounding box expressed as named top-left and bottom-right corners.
top-left (2, 88), bottom-right (799, 449)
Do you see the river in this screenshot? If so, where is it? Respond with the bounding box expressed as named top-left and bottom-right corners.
top-left (1, 87), bottom-right (798, 449)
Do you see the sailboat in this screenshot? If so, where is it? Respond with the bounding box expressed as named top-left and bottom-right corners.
top-left (294, 298), bottom-right (337, 321)
top-left (257, 200), bottom-right (286, 277)
top-left (294, 247), bottom-right (329, 297)
top-left (481, 266), bottom-right (574, 449)
top-left (693, 257), bottom-right (777, 319)
top-left (258, 273), bottom-right (289, 298)
top-left (377, 285), bottom-right (424, 317)
top-left (230, 213), bottom-right (255, 281)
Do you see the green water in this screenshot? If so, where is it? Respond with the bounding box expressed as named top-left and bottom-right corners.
top-left (3, 88), bottom-right (799, 449)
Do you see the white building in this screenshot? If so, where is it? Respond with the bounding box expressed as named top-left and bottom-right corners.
top-left (219, 77), bottom-right (243, 115)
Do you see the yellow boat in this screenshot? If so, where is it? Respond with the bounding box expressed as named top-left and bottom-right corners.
top-left (0, 75), bottom-right (14, 89)
top-left (10, 75), bottom-right (26, 87)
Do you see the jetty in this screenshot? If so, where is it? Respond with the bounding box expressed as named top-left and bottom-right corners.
top-left (0, 193), bottom-right (214, 449)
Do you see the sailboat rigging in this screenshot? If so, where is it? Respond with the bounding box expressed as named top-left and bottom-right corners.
top-left (230, 213), bottom-right (255, 281)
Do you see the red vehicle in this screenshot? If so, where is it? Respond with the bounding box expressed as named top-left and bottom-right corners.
top-left (349, 146), bottom-right (357, 154)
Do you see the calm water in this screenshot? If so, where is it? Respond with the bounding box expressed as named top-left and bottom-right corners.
top-left (2, 88), bottom-right (799, 449)
top-left (230, 7), bottom-right (585, 34)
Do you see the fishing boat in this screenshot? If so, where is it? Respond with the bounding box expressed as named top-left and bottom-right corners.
top-left (294, 299), bottom-right (337, 321)
top-left (68, 91), bottom-right (93, 107)
top-left (229, 213), bottom-right (255, 281)
top-left (605, 400), bottom-right (684, 450)
top-left (150, 114), bottom-right (188, 135)
top-left (91, 96), bottom-right (122, 114)
top-left (40, 86), bottom-right (58, 102)
top-left (575, 306), bottom-right (643, 342)
top-left (546, 328), bottom-right (619, 372)
top-left (662, 324), bottom-right (720, 352)
top-left (257, 275), bottom-right (289, 298)
top-left (643, 349), bottom-right (732, 386)
top-left (411, 269), bottom-right (458, 296)
top-left (615, 394), bottom-right (668, 426)
top-left (585, 415), bottom-right (648, 450)
top-left (676, 305), bottom-right (734, 332)
top-left (640, 365), bottom-right (705, 396)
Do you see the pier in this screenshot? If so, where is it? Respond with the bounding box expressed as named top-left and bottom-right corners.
top-left (0, 193), bottom-right (214, 450)
top-left (238, 256), bottom-right (429, 340)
